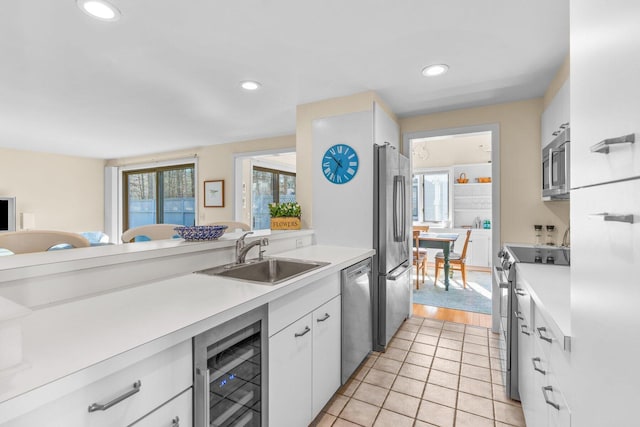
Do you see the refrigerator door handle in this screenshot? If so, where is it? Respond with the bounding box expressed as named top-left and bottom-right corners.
top-left (393, 175), bottom-right (406, 242)
top-left (400, 175), bottom-right (407, 242)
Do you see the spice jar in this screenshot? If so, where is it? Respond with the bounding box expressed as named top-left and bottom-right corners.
top-left (546, 225), bottom-right (556, 246)
top-left (534, 225), bottom-right (543, 246)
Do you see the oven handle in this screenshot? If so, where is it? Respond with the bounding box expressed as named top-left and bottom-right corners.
top-left (493, 266), bottom-right (509, 288)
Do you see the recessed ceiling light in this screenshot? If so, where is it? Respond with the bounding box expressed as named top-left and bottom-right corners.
top-left (422, 64), bottom-right (449, 77)
top-left (240, 81), bottom-right (262, 91)
top-left (77, 0), bottom-right (121, 22)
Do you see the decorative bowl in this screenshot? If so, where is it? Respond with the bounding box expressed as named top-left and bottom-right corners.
top-left (476, 177), bottom-right (492, 183)
top-left (174, 225), bottom-right (228, 241)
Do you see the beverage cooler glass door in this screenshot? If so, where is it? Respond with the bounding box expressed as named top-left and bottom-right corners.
top-left (194, 307), bottom-right (267, 427)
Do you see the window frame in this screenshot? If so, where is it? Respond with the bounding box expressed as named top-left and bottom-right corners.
top-left (121, 161), bottom-right (196, 231)
top-left (251, 165), bottom-right (296, 230)
top-left (413, 167), bottom-right (453, 226)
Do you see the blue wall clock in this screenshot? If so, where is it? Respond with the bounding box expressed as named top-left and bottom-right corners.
top-left (321, 143), bottom-right (359, 184)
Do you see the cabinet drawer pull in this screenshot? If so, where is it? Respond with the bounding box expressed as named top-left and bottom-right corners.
top-left (542, 385), bottom-right (561, 410)
top-left (588, 212), bottom-right (635, 224)
top-left (537, 327), bottom-right (553, 343)
top-left (317, 313), bottom-right (331, 322)
top-left (531, 357), bottom-right (546, 375)
top-left (590, 133), bottom-right (635, 154)
top-left (295, 326), bottom-right (311, 337)
top-left (520, 324), bottom-right (530, 336)
top-left (514, 311), bottom-right (524, 321)
top-left (172, 416), bottom-right (180, 427)
top-left (515, 288), bottom-right (526, 296)
top-left (88, 380), bottom-right (141, 412)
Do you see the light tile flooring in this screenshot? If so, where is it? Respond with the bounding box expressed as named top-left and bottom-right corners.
top-left (311, 316), bottom-right (525, 427)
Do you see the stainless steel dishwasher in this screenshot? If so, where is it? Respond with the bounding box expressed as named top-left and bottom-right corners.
top-left (341, 257), bottom-right (373, 384)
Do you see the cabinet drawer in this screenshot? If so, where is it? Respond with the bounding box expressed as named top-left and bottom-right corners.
top-left (539, 371), bottom-right (572, 427)
top-left (312, 295), bottom-right (342, 418)
top-left (129, 387), bottom-right (192, 427)
top-left (6, 340), bottom-right (192, 427)
top-left (269, 273), bottom-right (340, 336)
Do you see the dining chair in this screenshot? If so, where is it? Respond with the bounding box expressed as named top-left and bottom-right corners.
top-left (0, 230), bottom-right (90, 254)
top-left (412, 230), bottom-right (427, 289)
top-left (205, 221), bottom-right (250, 233)
top-left (121, 224), bottom-right (182, 243)
top-left (434, 229), bottom-right (472, 288)
top-left (412, 225), bottom-right (430, 256)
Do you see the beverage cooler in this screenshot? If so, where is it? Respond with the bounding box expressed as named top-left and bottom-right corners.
top-left (194, 306), bottom-right (267, 427)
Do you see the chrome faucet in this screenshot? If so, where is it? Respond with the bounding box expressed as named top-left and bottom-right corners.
top-left (235, 232), bottom-right (269, 264)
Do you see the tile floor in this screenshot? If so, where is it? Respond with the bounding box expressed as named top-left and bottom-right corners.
top-left (311, 316), bottom-right (525, 427)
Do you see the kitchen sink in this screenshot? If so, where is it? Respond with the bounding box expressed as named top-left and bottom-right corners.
top-left (196, 257), bottom-right (329, 285)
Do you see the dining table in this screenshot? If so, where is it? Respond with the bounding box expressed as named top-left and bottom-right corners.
top-left (418, 232), bottom-right (459, 291)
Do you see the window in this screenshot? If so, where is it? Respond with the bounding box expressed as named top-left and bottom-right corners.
top-left (123, 164), bottom-right (195, 232)
top-left (252, 166), bottom-right (296, 230)
top-left (414, 170), bottom-right (450, 223)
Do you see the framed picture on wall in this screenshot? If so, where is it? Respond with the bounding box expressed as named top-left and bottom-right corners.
top-left (204, 180), bottom-right (224, 207)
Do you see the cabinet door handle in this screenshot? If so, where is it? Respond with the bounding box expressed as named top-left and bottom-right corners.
top-left (590, 133), bottom-right (635, 154)
top-left (520, 324), bottom-right (530, 336)
top-left (537, 327), bottom-right (553, 343)
top-left (542, 385), bottom-right (561, 410)
top-left (514, 311), bottom-right (524, 321)
top-left (88, 380), bottom-right (141, 412)
top-left (531, 357), bottom-right (546, 375)
top-left (317, 313), bottom-right (330, 322)
top-left (172, 416), bottom-right (180, 427)
top-left (295, 326), bottom-right (311, 337)
top-left (588, 212), bottom-right (635, 224)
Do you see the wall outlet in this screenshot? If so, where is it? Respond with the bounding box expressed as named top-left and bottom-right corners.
top-left (296, 238), bottom-right (303, 248)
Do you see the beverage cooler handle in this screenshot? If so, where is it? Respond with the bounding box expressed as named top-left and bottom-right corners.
top-left (196, 368), bottom-right (210, 424)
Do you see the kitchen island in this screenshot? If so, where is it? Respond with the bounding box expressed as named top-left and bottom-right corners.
top-left (0, 236), bottom-right (374, 425)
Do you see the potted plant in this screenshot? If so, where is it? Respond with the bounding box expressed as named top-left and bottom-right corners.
top-left (269, 202), bottom-right (302, 230)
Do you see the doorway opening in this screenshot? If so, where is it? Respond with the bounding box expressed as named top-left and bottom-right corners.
top-left (404, 124), bottom-right (500, 326)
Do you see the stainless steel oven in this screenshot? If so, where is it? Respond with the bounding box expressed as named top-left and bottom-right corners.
top-left (542, 126), bottom-right (570, 200)
top-left (495, 249), bottom-right (518, 400)
top-left (194, 306), bottom-right (268, 427)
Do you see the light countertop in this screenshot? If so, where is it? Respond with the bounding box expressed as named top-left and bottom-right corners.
top-left (0, 245), bottom-right (374, 422)
top-left (516, 262), bottom-right (571, 340)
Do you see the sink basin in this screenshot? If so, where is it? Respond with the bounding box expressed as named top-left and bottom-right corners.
top-left (196, 257), bottom-right (329, 285)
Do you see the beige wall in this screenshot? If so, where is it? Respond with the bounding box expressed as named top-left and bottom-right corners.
top-left (0, 148), bottom-right (105, 232)
top-left (108, 134), bottom-right (295, 226)
top-left (296, 91), bottom-right (396, 228)
top-left (400, 99), bottom-right (570, 245)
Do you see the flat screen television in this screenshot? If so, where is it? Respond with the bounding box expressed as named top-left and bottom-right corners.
top-left (0, 197), bottom-right (16, 232)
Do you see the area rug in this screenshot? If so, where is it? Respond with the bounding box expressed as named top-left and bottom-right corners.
top-left (412, 270), bottom-right (492, 314)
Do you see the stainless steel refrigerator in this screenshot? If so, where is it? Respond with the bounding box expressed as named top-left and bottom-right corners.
top-left (373, 143), bottom-right (412, 351)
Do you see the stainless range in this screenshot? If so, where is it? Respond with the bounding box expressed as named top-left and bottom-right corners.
top-left (495, 244), bottom-right (570, 400)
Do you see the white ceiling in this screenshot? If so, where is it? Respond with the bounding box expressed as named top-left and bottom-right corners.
top-left (0, 1), bottom-right (568, 159)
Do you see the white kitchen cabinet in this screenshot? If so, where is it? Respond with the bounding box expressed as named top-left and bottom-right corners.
top-left (571, 2), bottom-right (640, 188)
top-left (268, 313), bottom-right (313, 427)
top-left (570, 179), bottom-right (640, 426)
top-left (467, 231), bottom-right (490, 268)
top-left (516, 276), bottom-right (571, 427)
top-left (129, 387), bottom-right (192, 427)
top-left (4, 340), bottom-right (192, 427)
top-left (311, 296), bottom-right (342, 417)
top-left (268, 274), bottom-right (342, 427)
top-left (541, 79), bottom-right (570, 151)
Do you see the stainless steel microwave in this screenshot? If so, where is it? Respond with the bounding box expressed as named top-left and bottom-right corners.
top-left (542, 127), bottom-right (570, 200)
